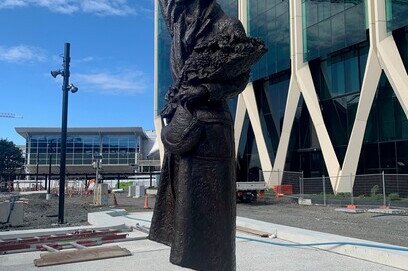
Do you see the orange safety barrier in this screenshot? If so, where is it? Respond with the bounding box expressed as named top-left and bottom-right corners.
top-left (144, 194), bottom-right (150, 209)
top-left (273, 185), bottom-right (293, 196)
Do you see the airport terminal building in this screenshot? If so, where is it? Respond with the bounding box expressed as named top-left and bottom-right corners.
top-left (154, 0), bottom-right (408, 193)
top-left (15, 127), bottom-right (160, 176)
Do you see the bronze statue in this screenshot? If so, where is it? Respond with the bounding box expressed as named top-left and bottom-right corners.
top-left (148, 0), bottom-right (266, 270)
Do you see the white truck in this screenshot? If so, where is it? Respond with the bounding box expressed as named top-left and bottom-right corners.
top-left (236, 182), bottom-right (267, 203)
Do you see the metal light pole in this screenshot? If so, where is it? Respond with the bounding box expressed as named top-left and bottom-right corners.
top-left (93, 154), bottom-right (103, 184)
top-left (46, 142), bottom-right (53, 200)
top-left (35, 148), bottom-right (39, 191)
top-left (51, 43), bottom-right (78, 224)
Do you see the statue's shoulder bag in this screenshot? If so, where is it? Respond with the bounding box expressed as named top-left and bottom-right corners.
top-left (161, 102), bottom-right (203, 155)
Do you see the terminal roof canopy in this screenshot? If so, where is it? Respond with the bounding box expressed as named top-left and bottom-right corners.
top-left (15, 127), bottom-right (148, 139)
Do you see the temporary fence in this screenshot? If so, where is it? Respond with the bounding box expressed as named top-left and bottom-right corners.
top-left (3, 172), bottom-right (161, 194)
top-left (284, 172), bottom-right (408, 207)
top-left (255, 170), bottom-right (408, 207)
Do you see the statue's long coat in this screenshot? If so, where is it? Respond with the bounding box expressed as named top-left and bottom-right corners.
top-left (148, 1), bottom-right (249, 270)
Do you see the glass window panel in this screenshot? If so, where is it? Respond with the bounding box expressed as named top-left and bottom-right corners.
top-left (380, 142), bottom-right (396, 170)
top-left (363, 143), bottom-right (380, 170)
top-left (306, 0), bottom-right (318, 27)
top-left (331, 12), bottom-right (346, 52)
top-left (304, 0), bottom-right (367, 61)
top-left (306, 24), bottom-right (319, 60)
top-left (345, 4), bottom-right (366, 46)
top-left (387, 0), bottom-right (408, 31)
top-left (396, 141), bottom-right (408, 173)
top-left (331, 0), bottom-right (344, 15)
top-left (318, 19), bottom-right (332, 57)
top-left (119, 159), bottom-right (128, 164)
top-left (344, 50), bottom-right (360, 93)
top-left (330, 55), bottom-right (345, 96)
top-left (248, 0), bottom-right (290, 80)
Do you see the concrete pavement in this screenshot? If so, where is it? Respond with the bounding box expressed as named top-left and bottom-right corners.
top-left (0, 210), bottom-right (406, 271)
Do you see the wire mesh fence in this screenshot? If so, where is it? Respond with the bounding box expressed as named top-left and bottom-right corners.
top-left (299, 173), bottom-right (408, 207)
top-left (258, 170), bottom-right (408, 207)
top-left (2, 172), bottom-right (162, 193)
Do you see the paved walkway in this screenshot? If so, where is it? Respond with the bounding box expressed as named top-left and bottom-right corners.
top-left (0, 234), bottom-right (403, 271)
top-left (1, 210), bottom-right (406, 271)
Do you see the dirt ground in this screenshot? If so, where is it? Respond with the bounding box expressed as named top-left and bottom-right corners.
top-left (0, 191), bottom-right (156, 231)
top-left (237, 199), bottom-right (408, 247)
top-left (1, 192), bottom-right (407, 247)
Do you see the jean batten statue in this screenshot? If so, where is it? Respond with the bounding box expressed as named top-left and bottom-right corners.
top-left (148, 0), bottom-right (266, 270)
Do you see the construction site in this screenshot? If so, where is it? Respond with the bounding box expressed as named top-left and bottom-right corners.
top-left (1, 0), bottom-right (408, 269)
top-left (0, 178), bottom-right (407, 270)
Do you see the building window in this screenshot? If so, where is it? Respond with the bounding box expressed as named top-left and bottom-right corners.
top-left (303, 0), bottom-right (366, 61)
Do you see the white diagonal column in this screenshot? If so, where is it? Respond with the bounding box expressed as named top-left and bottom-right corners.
top-left (238, 0), bottom-right (274, 183)
top-left (375, 0), bottom-right (408, 118)
top-left (153, 0), bottom-right (165, 165)
top-left (241, 84), bottom-right (274, 182)
top-left (273, 0), bottom-right (341, 189)
top-left (339, 0), bottom-right (408, 192)
top-left (234, 94), bottom-right (247, 156)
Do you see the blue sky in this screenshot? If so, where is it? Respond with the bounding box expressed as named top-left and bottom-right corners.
top-left (0, 0), bottom-right (154, 145)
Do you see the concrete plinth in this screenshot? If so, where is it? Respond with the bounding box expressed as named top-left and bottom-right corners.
top-left (335, 208), bottom-right (366, 214)
top-left (298, 198), bottom-right (312, 205)
top-left (93, 183), bottom-right (109, 206)
top-left (127, 185), bottom-right (135, 198)
top-left (134, 185), bottom-right (145, 198)
top-left (0, 201), bottom-right (24, 226)
top-left (368, 208), bottom-right (406, 215)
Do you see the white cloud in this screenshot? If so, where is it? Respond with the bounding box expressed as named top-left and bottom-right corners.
top-left (0, 0), bottom-right (145, 16)
top-left (73, 69), bottom-right (150, 95)
top-left (0, 45), bottom-right (46, 63)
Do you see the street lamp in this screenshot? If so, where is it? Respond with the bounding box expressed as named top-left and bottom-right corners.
top-left (46, 140), bottom-right (55, 200)
top-left (51, 43), bottom-right (78, 224)
top-left (92, 154), bottom-right (103, 184)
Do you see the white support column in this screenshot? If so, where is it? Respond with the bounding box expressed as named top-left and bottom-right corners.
top-left (339, 0), bottom-right (408, 192)
top-left (276, 0), bottom-right (341, 190)
top-left (242, 84), bottom-right (274, 182)
top-left (234, 94), bottom-right (247, 156)
top-left (379, 38), bottom-right (408, 118)
top-left (296, 66), bottom-right (340, 188)
top-left (339, 50), bottom-right (382, 192)
top-left (153, 0), bottom-right (164, 165)
top-left (237, 0), bottom-right (273, 183)
top-left (272, 78), bottom-right (300, 184)
top-left (272, 0), bottom-right (302, 185)
top-left (238, 0), bottom-right (247, 32)
top-left (154, 116), bottom-right (165, 165)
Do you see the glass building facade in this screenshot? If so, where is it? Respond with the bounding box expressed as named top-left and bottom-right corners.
top-left (16, 128), bottom-right (145, 167)
top-left (155, 0), bottom-right (408, 181)
top-left (248, 0), bottom-right (290, 80)
top-left (386, 0), bottom-right (408, 32)
top-left (28, 134), bottom-right (138, 166)
top-left (303, 0), bottom-right (366, 61)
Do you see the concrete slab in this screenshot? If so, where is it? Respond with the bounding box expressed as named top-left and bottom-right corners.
top-left (0, 201), bottom-right (24, 226)
top-left (298, 198), bottom-right (312, 205)
top-left (0, 233), bottom-right (404, 271)
top-left (2, 210), bottom-right (406, 270)
top-left (368, 208), bottom-right (406, 215)
top-left (335, 208), bottom-right (366, 213)
top-left (87, 210), bottom-right (408, 270)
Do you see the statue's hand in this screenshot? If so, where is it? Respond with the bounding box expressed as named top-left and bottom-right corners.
top-left (179, 84), bottom-right (209, 105)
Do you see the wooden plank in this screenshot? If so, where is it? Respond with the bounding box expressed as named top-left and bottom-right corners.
top-left (34, 245), bottom-right (131, 267)
top-left (41, 245), bottom-right (59, 253)
top-left (236, 226), bottom-right (271, 238)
